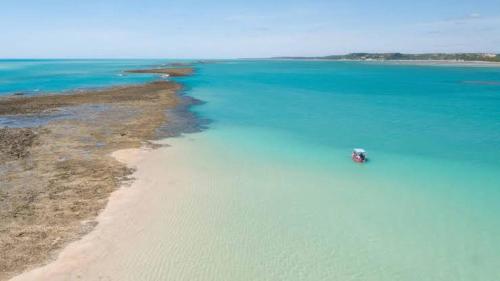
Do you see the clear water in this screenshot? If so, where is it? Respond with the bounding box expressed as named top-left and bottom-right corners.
top-left (2, 60), bottom-right (500, 280)
top-left (0, 59), bottom-right (175, 95)
top-left (179, 60), bottom-right (500, 280)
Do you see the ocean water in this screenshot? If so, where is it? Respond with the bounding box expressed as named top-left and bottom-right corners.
top-left (0, 59), bottom-right (175, 95)
top-left (3, 60), bottom-right (500, 280)
top-left (177, 60), bottom-right (500, 280)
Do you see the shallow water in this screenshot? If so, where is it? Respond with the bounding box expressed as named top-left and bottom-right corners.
top-left (0, 104), bottom-right (111, 128)
top-left (4, 60), bottom-right (500, 280)
top-left (0, 59), bottom-right (179, 95)
top-left (177, 60), bottom-right (500, 280)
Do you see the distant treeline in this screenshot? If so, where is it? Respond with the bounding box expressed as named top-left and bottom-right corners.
top-left (275, 53), bottom-right (500, 62)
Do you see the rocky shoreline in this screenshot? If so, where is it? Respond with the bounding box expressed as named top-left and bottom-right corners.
top-left (0, 69), bottom-right (199, 280)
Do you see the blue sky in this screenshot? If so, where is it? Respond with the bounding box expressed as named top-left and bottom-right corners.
top-left (1, 0), bottom-right (500, 58)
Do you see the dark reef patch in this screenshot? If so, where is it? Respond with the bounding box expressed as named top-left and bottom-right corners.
top-left (158, 95), bottom-right (210, 138)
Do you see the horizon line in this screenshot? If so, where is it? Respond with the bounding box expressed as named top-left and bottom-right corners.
top-left (1, 51), bottom-right (499, 61)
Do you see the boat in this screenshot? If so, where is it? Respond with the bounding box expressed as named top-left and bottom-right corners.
top-left (352, 148), bottom-right (367, 163)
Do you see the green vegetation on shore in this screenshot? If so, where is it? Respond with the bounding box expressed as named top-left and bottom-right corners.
top-left (275, 53), bottom-right (500, 62)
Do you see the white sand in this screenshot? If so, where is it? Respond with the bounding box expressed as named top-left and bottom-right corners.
top-left (10, 137), bottom-right (198, 281)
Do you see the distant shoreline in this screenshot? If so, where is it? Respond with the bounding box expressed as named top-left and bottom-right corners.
top-left (264, 58), bottom-right (500, 67)
top-left (268, 52), bottom-right (500, 66)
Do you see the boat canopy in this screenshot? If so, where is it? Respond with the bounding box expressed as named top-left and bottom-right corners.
top-left (353, 148), bottom-right (366, 154)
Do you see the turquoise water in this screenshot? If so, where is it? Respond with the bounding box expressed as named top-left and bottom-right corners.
top-left (181, 61), bottom-right (500, 165)
top-left (2, 60), bottom-right (500, 280)
top-left (0, 59), bottom-right (174, 95)
top-left (180, 61), bottom-right (500, 280)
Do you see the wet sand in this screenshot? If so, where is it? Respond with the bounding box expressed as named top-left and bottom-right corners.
top-left (0, 69), bottom-right (196, 280)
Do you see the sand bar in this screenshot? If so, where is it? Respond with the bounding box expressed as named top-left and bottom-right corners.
top-left (0, 68), bottom-right (196, 280)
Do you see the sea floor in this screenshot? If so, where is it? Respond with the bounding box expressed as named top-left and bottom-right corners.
top-left (12, 127), bottom-right (500, 281)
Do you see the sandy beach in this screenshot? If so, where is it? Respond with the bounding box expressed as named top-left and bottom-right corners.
top-left (0, 68), bottom-right (196, 280)
top-left (9, 138), bottom-right (190, 280)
